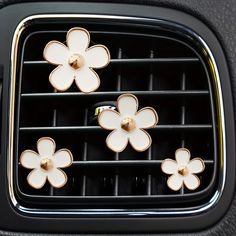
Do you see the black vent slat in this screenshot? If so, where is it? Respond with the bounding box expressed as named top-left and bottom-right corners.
top-left (23, 57), bottom-right (200, 65)
top-left (19, 125), bottom-right (213, 132)
top-left (147, 50), bottom-right (154, 196)
top-left (49, 92), bottom-right (57, 197)
top-left (114, 152), bottom-right (119, 196)
top-left (19, 29), bottom-right (201, 45)
top-left (15, 21), bottom-right (217, 210)
top-left (71, 160), bottom-right (214, 166)
top-left (114, 48), bottom-right (123, 196)
top-left (180, 72), bottom-right (186, 195)
top-left (82, 109), bottom-right (88, 197)
top-left (21, 90), bottom-right (209, 99)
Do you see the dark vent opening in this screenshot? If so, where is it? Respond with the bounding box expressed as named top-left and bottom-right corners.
top-left (14, 19), bottom-right (217, 210)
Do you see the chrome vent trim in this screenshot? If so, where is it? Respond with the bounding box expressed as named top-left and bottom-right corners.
top-left (8, 14), bottom-right (225, 217)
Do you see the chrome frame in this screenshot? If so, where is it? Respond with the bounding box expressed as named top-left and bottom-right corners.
top-left (9, 14), bottom-right (226, 217)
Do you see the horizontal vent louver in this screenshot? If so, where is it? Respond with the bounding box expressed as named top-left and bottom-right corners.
top-left (14, 20), bottom-right (217, 211)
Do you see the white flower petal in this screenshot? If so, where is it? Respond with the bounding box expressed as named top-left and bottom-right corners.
top-left (67, 27), bottom-right (90, 53)
top-left (49, 65), bottom-right (75, 91)
top-left (135, 107), bottom-right (158, 129)
top-left (129, 129), bottom-right (151, 152)
top-left (85, 45), bottom-right (110, 68)
top-left (118, 94), bottom-right (138, 116)
top-left (27, 169), bottom-right (47, 189)
top-left (106, 129), bottom-right (129, 152)
top-left (20, 150), bottom-right (40, 169)
top-left (183, 174), bottom-right (200, 190)
top-left (161, 159), bottom-right (178, 175)
top-left (188, 158), bottom-right (205, 174)
top-left (98, 110), bottom-right (121, 130)
top-left (37, 137), bottom-right (56, 157)
top-left (47, 169), bottom-right (67, 188)
top-left (175, 148), bottom-right (190, 166)
top-left (167, 174), bottom-right (183, 191)
top-left (53, 149), bottom-right (73, 168)
top-left (43, 41), bottom-right (69, 65)
top-left (75, 68), bottom-right (100, 93)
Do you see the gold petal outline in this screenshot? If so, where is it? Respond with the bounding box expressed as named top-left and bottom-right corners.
top-left (19, 150), bottom-right (40, 169)
top-left (183, 174), bottom-right (201, 191)
top-left (37, 137), bottom-right (56, 156)
top-left (98, 109), bottom-right (121, 131)
top-left (175, 147), bottom-right (191, 164)
top-left (74, 68), bottom-right (100, 93)
top-left (53, 148), bottom-right (73, 168)
top-left (167, 174), bottom-right (184, 191)
top-left (135, 106), bottom-right (159, 128)
top-left (66, 27), bottom-right (90, 52)
top-left (43, 40), bottom-right (69, 65)
top-left (188, 157), bottom-right (205, 174)
top-left (105, 130), bottom-right (129, 153)
top-left (86, 44), bottom-right (111, 69)
top-left (117, 93), bottom-right (139, 115)
top-left (161, 158), bottom-right (178, 175)
top-left (47, 169), bottom-right (68, 189)
top-left (128, 129), bottom-right (152, 152)
top-left (48, 65), bottom-right (75, 92)
top-left (27, 169), bottom-right (47, 189)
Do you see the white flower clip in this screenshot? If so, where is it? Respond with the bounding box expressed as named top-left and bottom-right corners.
top-left (161, 148), bottom-right (205, 191)
top-left (43, 27), bottom-right (110, 93)
top-left (20, 137), bottom-right (73, 189)
top-left (98, 94), bottom-right (158, 152)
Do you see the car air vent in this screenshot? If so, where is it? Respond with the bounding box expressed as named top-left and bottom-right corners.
top-left (13, 18), bottom-right (218, 213)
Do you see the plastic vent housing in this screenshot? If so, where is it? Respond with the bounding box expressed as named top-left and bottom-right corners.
top-left (14, 19), bottom-right (218, 212)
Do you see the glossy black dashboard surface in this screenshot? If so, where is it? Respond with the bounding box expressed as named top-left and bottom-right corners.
top-left (0, 0), bottom-right (236, 235)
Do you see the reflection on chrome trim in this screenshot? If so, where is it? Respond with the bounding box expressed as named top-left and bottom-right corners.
top-left (9, 14), bottom-right (225, 217)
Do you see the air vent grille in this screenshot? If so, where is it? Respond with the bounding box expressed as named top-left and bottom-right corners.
top-left (14, 19), bottom-right (217, 211)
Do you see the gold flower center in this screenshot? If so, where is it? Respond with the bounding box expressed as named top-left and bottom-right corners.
top-left (121, 117), bottom-right (136, 132)
top-left (40, 158), bottom-right (54, 171)
top-left (68, 54), bottom-right (84, 69)
top-left (178, 166), bottom-right (189, 176)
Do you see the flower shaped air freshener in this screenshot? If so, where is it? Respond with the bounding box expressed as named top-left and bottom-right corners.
top-left (161, 148), bottom-right (205, 191)
top-left (44, 27), bottom-right (110, 93)
top-left (20, 137), bottom-right (73, 189)
top-left (98, 94), bottom-right (158, 152)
